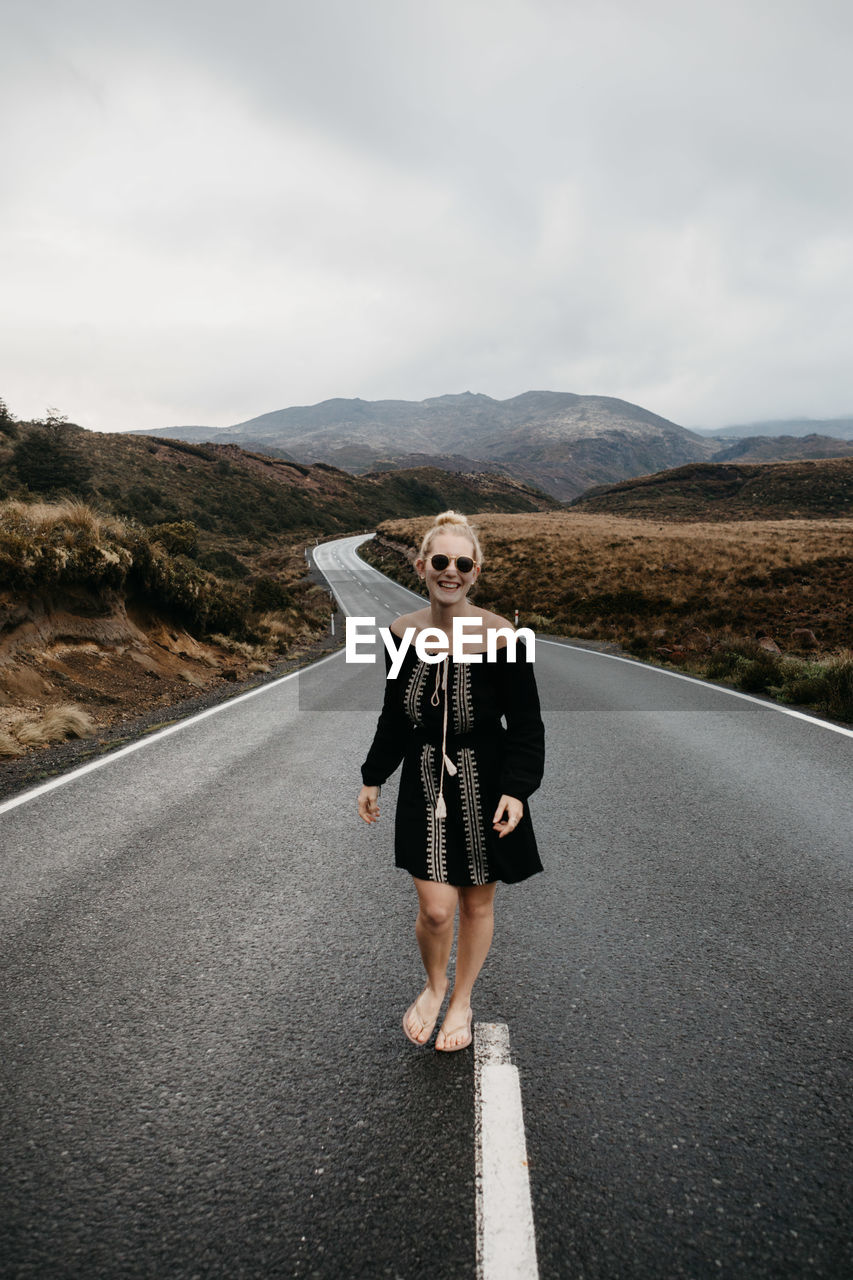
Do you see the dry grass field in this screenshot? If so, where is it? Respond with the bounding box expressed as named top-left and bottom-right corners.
top-left (364, 511), bottom-right (853, 721)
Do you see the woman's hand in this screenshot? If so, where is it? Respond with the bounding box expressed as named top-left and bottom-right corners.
top-left (358, 784), bottom-right (381, 824)
top-left (492, 794), bottom-right (523, 838)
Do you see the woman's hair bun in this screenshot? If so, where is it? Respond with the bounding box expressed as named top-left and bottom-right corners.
top-left (418, 510), bottom-right (483, 564)
top-left (434, 509), bottom-right (472, 529)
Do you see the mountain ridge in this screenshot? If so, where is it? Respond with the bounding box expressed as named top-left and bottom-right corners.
top-left (711, 434), bottom-right (853, 463)
top-left (132, 390), bottom-right (714, 500)
top-left (697, 416), bottom-right (853, 440)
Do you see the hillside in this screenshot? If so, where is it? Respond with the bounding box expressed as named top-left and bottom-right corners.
top-left (569, 458), bottom-right (853, 520)
top-left (134, 390), bottom-right (715, 501)
top-left (710, 434), bottom-right (853, 464)
top-left (0, 415), bottom-right (557, 765)
top-left (0, 420), bottom-right (557, 566)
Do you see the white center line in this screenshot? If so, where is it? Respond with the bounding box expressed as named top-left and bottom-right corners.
top-left (475, 1023), bottom-right (540, 1280)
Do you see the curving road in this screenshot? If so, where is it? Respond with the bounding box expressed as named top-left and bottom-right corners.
top-left (1, 534), bottom-right (850, 1279)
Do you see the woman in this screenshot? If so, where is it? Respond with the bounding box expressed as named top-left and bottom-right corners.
top-left (357, 510), bottom-right (545, 1052)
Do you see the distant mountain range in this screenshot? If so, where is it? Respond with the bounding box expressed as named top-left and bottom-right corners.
top-left (135, 391), bottom-right (715, 501)
top-left (711, 434), bottom-right (853, 463)
top-left (695, 416), bottom-right (853, 440)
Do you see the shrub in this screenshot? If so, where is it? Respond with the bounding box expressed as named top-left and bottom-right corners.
top-left (198, 548), bottom-right (250, 579)
top-left (151, 520), bottom-right (200, 558)
top-left (258, 610), bottom-right (300, 644)
top-left (732, 650), bottom-right (784, 693)
top-left (250, 575), bottom-right (291, 612)
top-left (15, 705), bottom-right (96, 746)
top-left (121, 483), bottom-right (164, 520)
top-left (704, 649), bottom-right (743, 680)
top-left (0, 730), bottom-right (24, 757)
top-left (12, 418), bottom-right (92, 495)
top-left (779, 652), bottom-right (853, 721)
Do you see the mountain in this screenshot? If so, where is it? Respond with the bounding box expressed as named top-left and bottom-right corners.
top-left (697, 416), bottom-right (853, 441)
top-left (711, 434), bottom-right (853, 463)
top-left (570, 458), bottom-right (853, 520)
top-left (135, 391), bottom-right (715, 500)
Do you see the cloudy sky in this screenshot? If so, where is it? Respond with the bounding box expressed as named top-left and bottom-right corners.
top-left (2, 0), bottom-right (851, 433)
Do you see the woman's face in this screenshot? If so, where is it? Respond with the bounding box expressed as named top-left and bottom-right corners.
top-left (417, 532), bottom-right (480, 604)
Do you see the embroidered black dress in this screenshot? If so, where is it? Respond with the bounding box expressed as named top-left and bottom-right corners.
top-left (360, 640), bottom-right (545, 886)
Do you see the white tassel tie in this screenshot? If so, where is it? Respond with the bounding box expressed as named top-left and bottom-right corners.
top-left (431, 657), bottom-right (456, 819)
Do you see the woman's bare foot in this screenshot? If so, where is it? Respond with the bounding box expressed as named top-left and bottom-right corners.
top-left (435, 998), bottom-right (473, 1051)
top-left (403, 978), bottom-right (449, 1044)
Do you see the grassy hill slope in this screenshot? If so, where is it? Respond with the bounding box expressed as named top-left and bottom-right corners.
top-left (570, 459), bottom-right (853, 519)
top-left (363, 510), bottom-right (853, 721)
top-left (0, 420), bottom-right (557, 567)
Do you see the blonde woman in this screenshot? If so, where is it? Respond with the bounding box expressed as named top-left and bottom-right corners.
top-left (357, 511), bottom-right (545, 1051)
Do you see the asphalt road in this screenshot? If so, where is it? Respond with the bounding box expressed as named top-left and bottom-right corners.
top-left (1, 535), bottom-right (850, 1279)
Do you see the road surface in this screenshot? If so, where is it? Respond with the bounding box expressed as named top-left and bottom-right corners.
top-left (1, 535), bottom-right (850, 1278)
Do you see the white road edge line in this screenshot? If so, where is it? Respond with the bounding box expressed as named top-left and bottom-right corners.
top-left (475, 1023), bottom-right (540, 1280)
top-left (346, 539), bottom-right (853, 741)
top-left (0, 649), bottom-right (345, 816)
top-left (537, 638), bottom-right (853, 740)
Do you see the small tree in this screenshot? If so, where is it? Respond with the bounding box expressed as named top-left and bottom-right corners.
top-left (12, 413), bottom-right (92, 495)
top-left (0, 398), bottom-right (17, 438)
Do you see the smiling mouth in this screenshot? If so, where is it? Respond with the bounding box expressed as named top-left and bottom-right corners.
top-left (437, 579), bottom-right (460, 589)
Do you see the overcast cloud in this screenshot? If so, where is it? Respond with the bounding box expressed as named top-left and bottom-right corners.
top-left (2, 0), bottom-right (851, 432)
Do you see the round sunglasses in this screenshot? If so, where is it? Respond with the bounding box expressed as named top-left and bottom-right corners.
top-left (428, 553), bottom-right (477, 574)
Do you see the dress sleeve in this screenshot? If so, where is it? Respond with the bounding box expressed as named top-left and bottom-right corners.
top-left (498, 640), bottom-right (545, 802)
top-left (360, 649), bottom-right (411, 786)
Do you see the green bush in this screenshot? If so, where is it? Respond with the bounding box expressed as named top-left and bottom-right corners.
top-left (704, 649), bottom-right (742, 680)
top-left (250, 575), bottom-right (291, 612)
top-left (151, 520), bottom-right (200, 558)
top-left (732, 651), bottom-right (784, 693)
top-left (12, 419), bottom-right (92, 495)
top-left (778, 653), bottom-right (853, 721)
top-left (198, 548), bottom-right (250, 579)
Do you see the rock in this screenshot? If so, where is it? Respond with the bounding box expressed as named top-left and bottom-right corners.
top-left (757, 636), bottom-right (781, 654)
top-left (651, 628), bottom-right (667, 640)
top-left (657, 645), bottom-right (685, 659)
top-left (790, 628), bottom-right (819, 649)
top-left (682, 628), bottom-right (712, 651)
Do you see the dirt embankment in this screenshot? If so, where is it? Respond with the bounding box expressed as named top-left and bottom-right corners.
top-left (0, 567), bottom-right (345, 800)
top-left (0, 586), bottom-right (263, 752)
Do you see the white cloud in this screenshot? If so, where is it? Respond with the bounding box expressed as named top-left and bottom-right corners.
top-left (1, 0), bottom-right (851, 431)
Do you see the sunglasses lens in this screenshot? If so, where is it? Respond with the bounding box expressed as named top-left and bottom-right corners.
top-left (428, 554), bottom-right (476, 573)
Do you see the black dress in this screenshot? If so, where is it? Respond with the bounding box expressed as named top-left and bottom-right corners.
top-left (360, 639), bottom-right (545, 886)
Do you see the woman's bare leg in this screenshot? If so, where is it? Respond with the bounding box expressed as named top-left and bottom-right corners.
top-left (404, 877), bottom-right (457, 1043)
top-left (437, 881), bottom-right (498, 1050)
